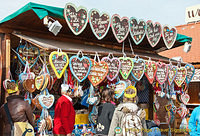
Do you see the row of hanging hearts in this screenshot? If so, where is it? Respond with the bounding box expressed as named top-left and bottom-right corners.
top-left (49, 50), bottom-right (195, 88)
top-left (64, 3), bottom-right (177, 49)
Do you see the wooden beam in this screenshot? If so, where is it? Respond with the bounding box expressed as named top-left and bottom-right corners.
top-left (6, 34), bottom-right (11, 79)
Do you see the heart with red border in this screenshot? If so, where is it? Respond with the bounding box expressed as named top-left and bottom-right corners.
top-left (131, 58), bottom-right (145, 81)
top-left (129, 17), bottom-right (147, 45)
top-left (185, 64), bottom-right (195, 84)
top-left (35, 75), bottom-right (45, 90)
top-left (146, 20), bottom-right (162, 47)
top-left (153, 102), bottom-right (160, 111)
top-left (101, 57), bottom-right (121, 81)
top-left (162, 25), bottom-right (177, 49)
top-left (111, 14), bottom-right (129, 43)
top-left (154, 119), bottom-right (160, 126)
top-left (181, 93), bottom-right (190, 105)
top-left (156, 63), bottom-right (168, 85)
top-left (88, 59), bottom-right (109, 86)
top-left (144, 61), bottom-right (157, 84)
top-left (168, 64), bottom-right (177, 86)
top-left (64, 3), bottom-right (88, 35)
top-left (119, 57), bottom-right (134, 80)
top-left (38, 94), bottom-right (55, 109)
top-left (176, 107), bottom-right (187, 118)
top-left (174, 67), bottom-right (187, 87)
top-left (89, 9), bottom-right (110, 40)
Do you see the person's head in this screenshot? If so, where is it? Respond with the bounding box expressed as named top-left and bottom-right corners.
top-left (123, 86), bottom-right (137, 103)
top-left (61, 84), bottom-right (73, 97)
top-left (6, 82), bottom-right (19, 96)
top-left (101, 88), bottom-right (113, 103)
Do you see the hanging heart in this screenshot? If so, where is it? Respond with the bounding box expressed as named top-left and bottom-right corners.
top-left (154, 119), bottom-right (160, 126)
top-left (144, 61), bottom-right (157, 84)
top-left (88, 59), bottom-right (109, 86)
top-left (24, 79), bottom-right (36, 93)
top-left (87, 96), bottom-right (98, 105)
top-left (38, 94), bottom-right (55, 109)
top-left (101, 57), bottom-right (121, 81)
top-left (35, 75), bottom-right (45, 90)
top-left (165, 104), bottom-right (172, 111)
top-left (156, 63), bottom-right (168, 85)
top-left (131, 58), bottom-right (145, 81)
top-left (129, 17), bottom-right (146, 45)
top-left (181, 93), bottom-right (190, 105)
top-left (16, 45), bottom-right (40, 68)
top-left (185, 64), bottom-right (195, 84)
top-left (64, 3), bottom-right (88, 35)
top-left (162, 25), bottom-right (177, 49)
top-left (114, 80), bottom-right (127, 99)
top-left (119, 57), bottom-right (134, 80)
top-left (40, 74), bottom-right (49, 91)
top-left (111, 14), bottom-right (129, 43)
top-left (146, 20), bottom-right (162, 47)
top-left (171, 105), bottom-right (177, 114)
top-left (153, 102), bottom-right (160, 111)
top-left (174, 67), bottom-right (187, 87)
top-left (89, 9), bottom-right (110, 40)
top-left (49, 51), bottom-right (69, 79)
top-left (168, 65), bottom-right (177, 86)
top-left (176, 108), bottom-right (184, 118)
top-left (69, 55), bottom-right (92, 82)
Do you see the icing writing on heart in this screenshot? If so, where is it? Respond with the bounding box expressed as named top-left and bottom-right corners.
top-left (146, 20), bottom-right (162, 47)
top-left (185, 64), bottom-right (195, 84)
top-left (64, 3), bottom-right (88, 35)
top-left (174, 67), bottom-right (187, 87)
top-left (162, 25), bottom-right (177, 49)
top-left (49, 51), bottom-right (69, 79)
top-left (114, 80), bottom-right (127, 99)
top-left (88, 59), bottom-right (108, 86)
top-left (119, 57), bottom-right (134, 80)
top-left (16, 45), bottom-right (40, 68)
top-left (69, 55), bottom-right (92, 82)
top-left (111, 14), bottom-right (129, 43)
top-left (156, 63), bottom-right (168, 85)
top-left (89, 9), bottom-right (110, 40)
top-left (39, 94), bottom-right (55, 109)
top-left (168, 65), bottom-right (177, 86)
top-left (144, 61), bottom-right (157, 84)
top-left (35, 75), bottom-right (45, 90)
top-left (181, 93), bottom-right (190, 105)
top-left (129, 17), bottom-right (146, 45)
top-left (101, 57), bottom-right (121, 81)
top-left (131, 58), bottom-right (145, 81)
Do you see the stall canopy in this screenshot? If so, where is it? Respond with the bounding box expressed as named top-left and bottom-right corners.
top-left (0, 2), bottom-right (192, 54)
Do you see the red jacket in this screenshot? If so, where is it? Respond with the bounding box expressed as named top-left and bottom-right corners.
top-left (53, 95), bottom-right (75, 135)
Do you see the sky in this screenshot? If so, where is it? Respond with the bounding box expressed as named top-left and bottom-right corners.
top-left (0, 0), bottom-right (199, 26)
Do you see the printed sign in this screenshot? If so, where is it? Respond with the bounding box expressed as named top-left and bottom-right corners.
top-left (129, 17), bottom-right (146, 45)
top-left (162, 25), bottom-right (177, 49)
top-left (185, 5), bottom-right (200, 23)
top-left (119, 57), bottom-right (134, 80)
top-left (144, 61), bottom-right (157, 84)
top-left (111, 14), bottom-right (129, 43)
top-left (64, 3), bottom-right (88, 35)
top-left (174, 67), bottom-right (187, 87)
top-left (101, 57), bottom-right (121, 81)
top-left (156, 63), bottom-right (168, 85)
top-left (131, 58), bottom-right (145, 81)
top-left (168, 65), bottom-right (177, 86)
top-left (89, 9), bottom-right (110, 40)
top-left (185, 64), bottom-right (195, 84)
top-left (146, 20), bottom-right (162, 47)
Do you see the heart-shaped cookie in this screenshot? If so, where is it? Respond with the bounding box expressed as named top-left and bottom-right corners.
top-left (181, 93), bottom-right (190, 105)
top-left (162, 25), bottom-right (177, 49)
top-left (165, 104), bottom-right (172, 111)
top-left (111, 14), bottom-right (129, 43)
top-left (38, 94), bottom-right (55, 109)
top-left (146, 20), bottom-right (162, 47)
top-left (156, 63), bottom-right (168, 85)
top-left (69, 55), bottom-right (92, 82)
top-left (129, 17), bottom-right (146, 45)
top-left (176, 108), bottom-right (185, 118)
top-left (185, 64), bottom-right (195, 84)
top-left (153, 102), bottom-right (160, 111)
top-left (101, 57), bottom-right (121, 81)
top-left (119, 57), bottom-right (134, 80)
top-left (144, 61), bottom-right (157, 84)
top-left (16, 45), bottom-right (40, 68)
top-left (24, 79), bottom-right (36, 93)
top-left (174, 67), bottom-right (187, 87)
top-left (131, 58), bottom-right (145, 81)
top-left (114, 80), bottom-right (127, 99)
top-left (64, 3), bottom-right (88, 35)
top-left (88, 59), bottom-right (109, 86)
top-left (35, 75), bottom-right (45, 90)
top-left (87, 97), bottom-right (98, 105)
top-left (49, 51), bottom-right (69, 79)
top-left (168, 65), bottom-right (177, 86)
top-left (89, 9), bottom-right (110, 40)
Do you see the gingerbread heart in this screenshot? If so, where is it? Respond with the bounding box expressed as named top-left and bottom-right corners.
top-left (88, 59), bottom-right (109, 86)
top-left (156, 63), bottom-right (168, 85)
top-left (114, 80), bottom-right (127, 99)
top-left (181, 93), bottom-right (190, 105)
top-left (176, 108), bottom-right (186, 118)
top-left (111, 14), bottom-right (129, 43)
top-left (168, 65), bottom-right (177, 86)
top-left (24, 79), bottom-right (36, 93)
top-left (153, 102), bottom-right (160, 110)
top-left (146, 20), bottom-right (162, 47)
top-left (89, 9), bottom-right (110, 40)
top-left (129, 17), bottom-right (146, 45)
top-left (144, 61), bottom-right (157, 84)
top-left (165, 104), bottom-right (172, 111)
top-left (101, 57), bottom-right (121, 81)
top-left (64, 3), bottom-right (88, 35)
top-left (131, 58), bottom-right (145, 81)
top-left (162, 25), bottom-right (177, 49)
top-left (119, 57), bottom-right (134, 80)
top-left (185, 64), bottom-right (195, 84)
top-left (38, 94), bottom-right (55, 109)
top-left (69, 55), bottom-right (92, 82)
top-left (35, 75), bottom-right (45, 90)
top-left (174, 67), bottom-right (187, 87)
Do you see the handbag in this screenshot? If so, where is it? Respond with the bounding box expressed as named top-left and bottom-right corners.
top-left (4, 103), bottom-right (35, 136)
